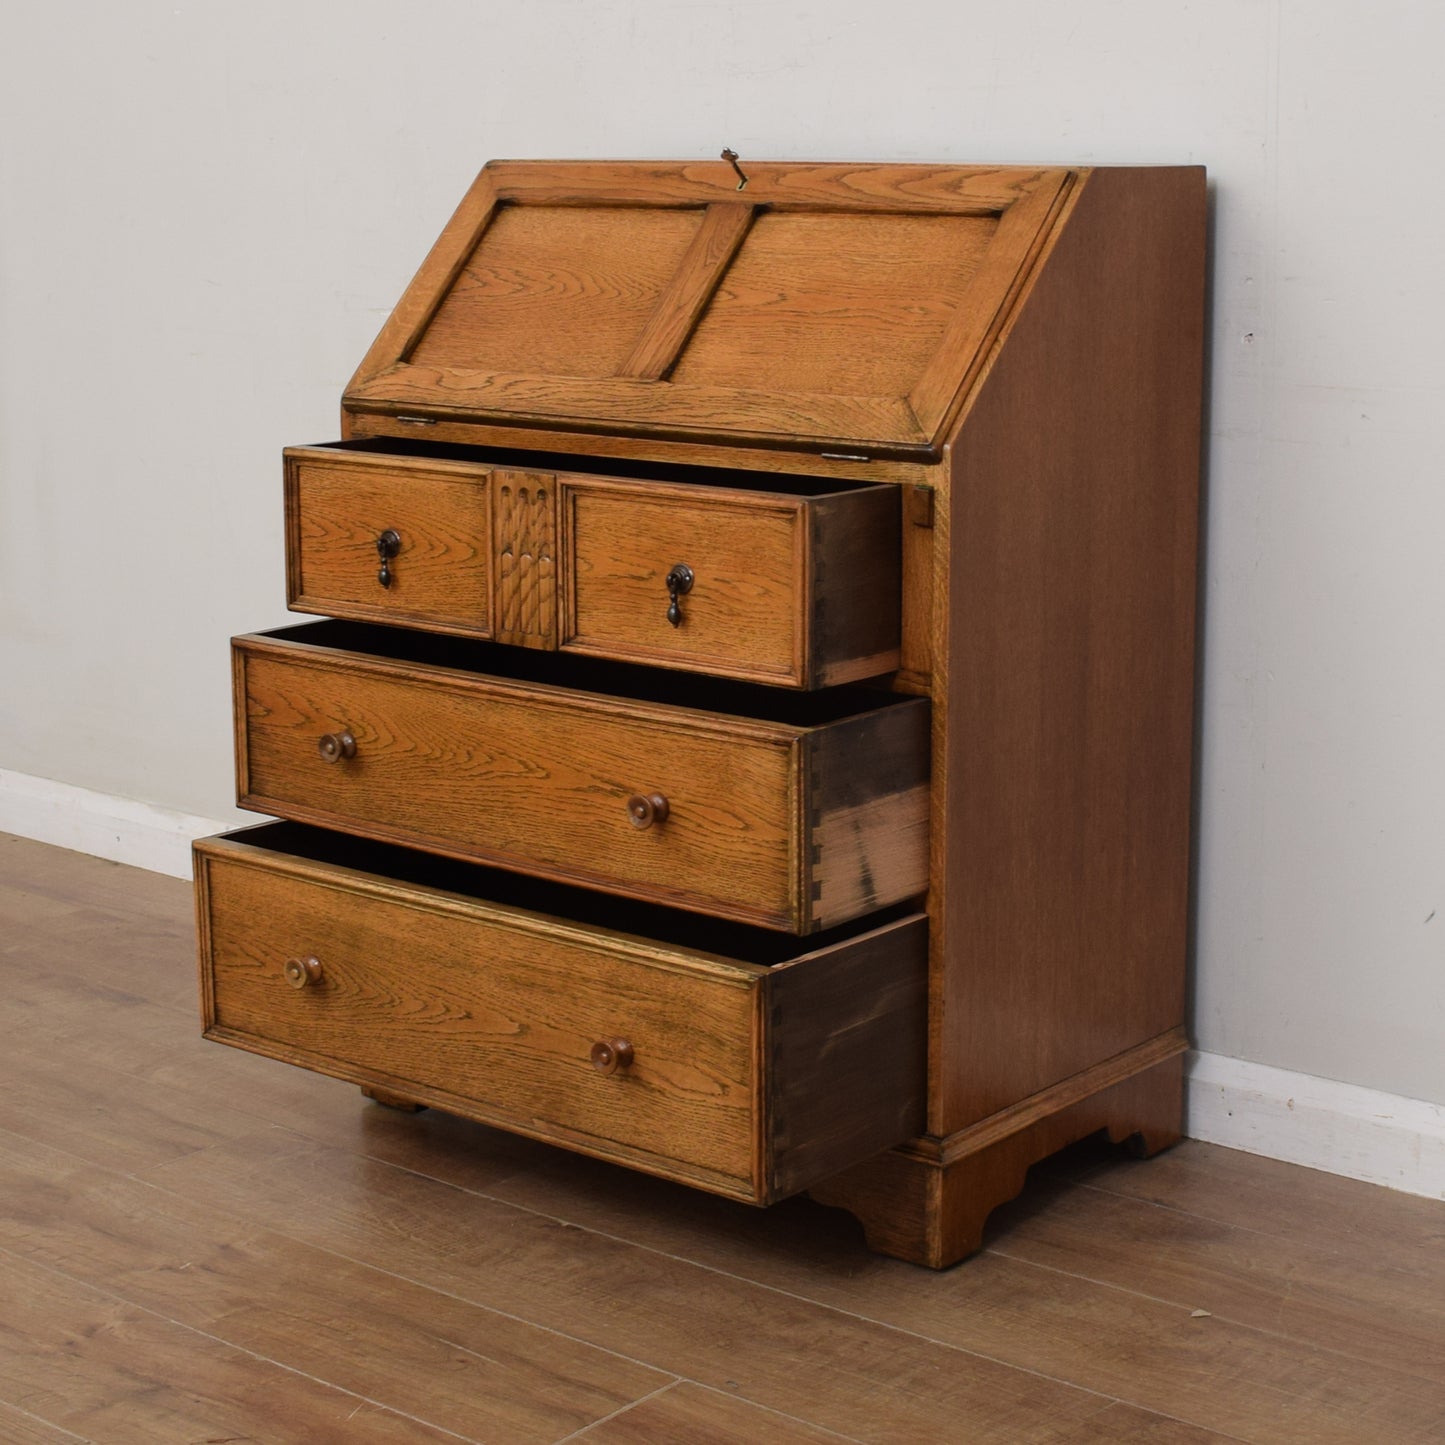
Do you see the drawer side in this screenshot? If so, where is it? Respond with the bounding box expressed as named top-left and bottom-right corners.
top-left (766, 916), bottom-right (928, 1199)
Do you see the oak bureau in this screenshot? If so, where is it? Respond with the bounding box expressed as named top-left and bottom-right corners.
top-left (194, 159), bottom-right (1205, 1267)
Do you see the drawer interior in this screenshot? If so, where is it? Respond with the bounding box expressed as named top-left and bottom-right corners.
top-left (259, 618), bottom-right (913, 727)
top-left (312, 436), bottom-right (882, 499)
top-left (225, 820), bottom-right (918, 967)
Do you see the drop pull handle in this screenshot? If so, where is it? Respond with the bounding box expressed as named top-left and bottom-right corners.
top-left (376, 529), bottom-right (401, 588)
top-left (317, 731), bottom-right (357, 764)
top-left (665, 563), bottom-right (694, 627)
top-left (284, 955), bottom-right (323, 989)
top-left (626, 793), bottom-right (669, 830)
top-left (590, 1038), bottom-right (634, 1075)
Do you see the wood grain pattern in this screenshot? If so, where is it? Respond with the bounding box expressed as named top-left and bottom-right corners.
top-left (561, 473), bottom-right (901, 687)
top-left (767, 922), bottom-right (926, 1198)
top-left (0, 1248), bottom-right (464, 1444)
top-left (233, 626), bottom-right (928, 931)
top-left (409, 203), bottom-right (704, 379)
top-left (668, 210), bottom-right (998, 400)
top-left (0, 1130), bottom-right (669, 1444)
top-left (572, 1383), bottom-right (851, 1443)
top-left (143, 1132), bottom-right (1120, 1444)
top-left (196, 828), bottom-right (927, 1202)
top-left (619, 202), bottom-right (755, 381)
top-left (348, 363), bottom-right (929, 448)
top-left (288, 443), bottom-right (901, 684)
top-left (935, 165), bottom-right (1206, 1128)
top-left (811, 1048), bottom-right (1184, 1267)
top-left (284, 445), bottom-right (493, 637)
top-left (491, 469), bottom-right (558, 647)
top-left (14, 832), bottom-right (1445, 1443)
top-left (342, 161), bottom-right (1071, 453)
top-left (482, 159), bottom-right (1068, 213)
top-left (343, 410), bottom-right (939, 487)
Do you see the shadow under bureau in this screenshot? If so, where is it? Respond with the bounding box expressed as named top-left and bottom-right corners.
top-left (195, 159), bottom-right (1205, 1268)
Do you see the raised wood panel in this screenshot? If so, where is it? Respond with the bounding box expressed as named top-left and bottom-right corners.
top-left (669, 210), bottom-right (998, 398)
top-left (284, 447), bottom-right (492, 637)
top-left (343, 161), bottom-right (1073, 453)
top-left (408, 204), bottom-right (705, 378)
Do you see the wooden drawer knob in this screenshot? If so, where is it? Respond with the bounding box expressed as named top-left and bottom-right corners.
top-left (317, 730), bottom-right (357, 763)
top-left (283, 955), bottom-right (323, 989)
top-left (590, 1038), bottom-right (634, 1075)
top-left (626, 793), bottom-right (669, 829)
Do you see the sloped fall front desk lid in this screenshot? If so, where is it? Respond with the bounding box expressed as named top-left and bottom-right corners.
top-left (342, 161), bottom-right (1073, 458)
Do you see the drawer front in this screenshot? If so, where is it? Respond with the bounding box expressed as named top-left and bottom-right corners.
top-left (234, 628), bottom-right (930, 932)
top-left (286, 444), bottom-right (901, 687)
top-left (561, 476), bottom-right (900, 687)
top-left (195, 827), bottom-right (928, 1204)
top-left (285, 447), bottom-right (495, 638)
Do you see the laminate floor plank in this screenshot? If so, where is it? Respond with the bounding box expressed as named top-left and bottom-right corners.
top-left (1075, 1139), bottom-right (1445, 1281)
top-left (1050, 1403), bottom-right (1240, 1444)
top-left (568, 1382), bottom-right (861, 1444)
top-left (0, 1399), bottom-right (91, 1444)
top-left (478, 1150), bottom-right (1445, 1444)
top-left (0, 1247), bottom-right (473, 1444)
top-left (0, 1002), bottom-right (553, 1187)
top-left (983, 1172), bottom-right (1445, 1383)
top-left (1, 833), bottom-right (192, 924)
top-left (7, 831), bottom-right (1445, 1445)
top-left (141, 1130), bottom-right (1124, 1444)
top-left (0, 1128), bottom-right (671, 1445)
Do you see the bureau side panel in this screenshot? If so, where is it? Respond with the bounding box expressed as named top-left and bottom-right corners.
top-left (936, 167), bottom-right (1205, 1129)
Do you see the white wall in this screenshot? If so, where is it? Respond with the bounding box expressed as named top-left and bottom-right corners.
top-left (2, 3), bottom-right (1442, 1107)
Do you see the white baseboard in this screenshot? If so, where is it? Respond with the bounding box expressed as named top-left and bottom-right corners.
top-left (4, 767), bottom-right (1443, 1204)
top-left (1185, 1049), bottom-right (1445, 1201)
top-left (0, 768), bottom-right (229, 880)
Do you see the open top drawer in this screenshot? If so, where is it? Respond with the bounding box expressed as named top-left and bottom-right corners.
top-left (285, 439), bottom-right (902, 688)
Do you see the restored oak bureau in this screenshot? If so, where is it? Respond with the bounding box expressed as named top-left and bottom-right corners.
top-left (194, 159), bottom-right (1205, 1267)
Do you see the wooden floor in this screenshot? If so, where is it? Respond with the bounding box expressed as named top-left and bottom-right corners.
top-left (3, 835), bottom-right (1445, 1445)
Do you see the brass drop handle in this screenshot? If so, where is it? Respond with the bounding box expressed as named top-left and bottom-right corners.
top-left (317, 730), bottom-right (356, 764)
top-left (376, 529), bottom-right (401, 588)
top-left (284, 955), bottom-right (323, 989)
top-left (665, 563), bottom-right (694, 627)
top-left (626, 793), bottom-right (669, 829)
top-left (590, 1038), bottom-right (634, 1075)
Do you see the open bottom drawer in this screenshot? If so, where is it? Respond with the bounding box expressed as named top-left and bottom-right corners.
top-left (195, 822), bottom-right (927, 1204)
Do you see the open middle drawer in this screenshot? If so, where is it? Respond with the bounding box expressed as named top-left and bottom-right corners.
top-left (235, 620), bottom-right (929, 933)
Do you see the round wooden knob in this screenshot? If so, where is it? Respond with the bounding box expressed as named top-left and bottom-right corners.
top-left (317, 730), bottom-right (356, 763)
top-left (590, 1038), bottom-right (634, 1075)
top-left (283, 955), bottom-right (323, 989)
top-left (626, 793), bottom-right (669, 829)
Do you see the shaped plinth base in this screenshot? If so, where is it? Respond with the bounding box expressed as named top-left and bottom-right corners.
top-left (810, 1035), bottom-right (1185, 1269)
